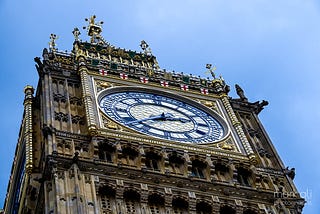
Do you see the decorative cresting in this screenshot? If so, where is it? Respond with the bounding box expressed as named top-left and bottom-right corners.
top-left (24, 85), bottom-right (34, 173)
top-left (212, 79), bottom-right (256, 161)
top-left (71, 16), bottom-right (215, 96)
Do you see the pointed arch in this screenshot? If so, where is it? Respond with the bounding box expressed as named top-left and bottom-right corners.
top-left (220, 205), bottom-right (236, 214)
top-left (196, 201), bottom-right (212, 214)
top-left (98, 185), bottom-right (116, 213)
top-left (168, 152), bottom-right (186, 175)
top-left (236, 167), bottom-right (252, 186)
top-left (120, 146), bottom-right (139, 166)
top-left (191, 159), bottom-right (208, 179)
top-left (98, 140), bottom-right (116, 163)
top-left (172, 197), bottom-right (189, 213)
top-left (243, 209), bottom-right (258, 214)
top-left (123, 189), bottom-right (141, 213)
top-left (214, 162), bottom-right (231, 182)
top-left (148, 193), bottom-right (165, 214)
top-left (145, 150), bottom-right (163, 171)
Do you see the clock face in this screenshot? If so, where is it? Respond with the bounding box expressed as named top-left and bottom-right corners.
top-left (99, 89), bottom-right (227, 144)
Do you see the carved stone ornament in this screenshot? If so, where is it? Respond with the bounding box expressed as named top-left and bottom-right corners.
top-left (102, 117), bottom-right (121, 130)
top-left (96, 80), bottom-right (113, 93)
top-left (97, 80), bottom-right (113, 88)
top-left (218, 138), bottom-right (236, 151)
top-left (2, 15), bottom-right (305, 214)
top-left (200, 100), bottom-right (219, 113)
top-left (235, 84), bottom-right (248, 102)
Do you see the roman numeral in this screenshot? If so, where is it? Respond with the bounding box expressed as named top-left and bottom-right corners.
top-left (123, 117), bottom-right (135, 123)
top-left (115, 108), bottom-right (127, 112)
top-left (134, 98), bottom-right (142, 103)
top-left (197, 123), bottom-right (208, 127)
top-left (153, 99), bottom-right (161, 105)
top-left (196, 130), bottom-right (206, 135)
top-left (164, 131), bottom-right (171, 138)
top-left (184, 133), bottom-right (192, 139)
top-left (141, 126), bottom-right (151, 131)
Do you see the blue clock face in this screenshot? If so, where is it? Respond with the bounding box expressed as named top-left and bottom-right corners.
top-left (99, 90), bottom-right (227, 144)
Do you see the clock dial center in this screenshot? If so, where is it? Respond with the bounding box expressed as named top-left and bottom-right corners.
top-left (129, 104), bottom-right (194, 132)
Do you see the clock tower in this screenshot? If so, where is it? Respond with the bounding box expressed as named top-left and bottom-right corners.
top-left (3, 16), bottom-right (304, 214)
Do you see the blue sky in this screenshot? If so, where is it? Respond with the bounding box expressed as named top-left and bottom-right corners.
top-left (0, 0), bottom-right (319, 213)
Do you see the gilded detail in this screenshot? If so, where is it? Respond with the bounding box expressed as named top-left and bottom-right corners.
top-left (23, 86), bottom-right (34, 174)
top-left (4, 16), bottom-right (304, 214)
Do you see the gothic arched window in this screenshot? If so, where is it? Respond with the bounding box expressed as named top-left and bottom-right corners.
top-left (145, 151), bottom-right (162, 171)
top-left (120, 147), bottom-right (139, 166)
top-left (243, 209), bottom-right (258, 214)
top-left (98, 142), bottom-right (115, 163)
top-left (172, 197), bottom-right (189, 214)
top-left (237, 167), bottom-right (252, 187)
top-left (123, 189), bottom-right (141, 213)
top-left (148, 193), bottom-right (165, 214)
top-left (98, 186), bottom-right (116, 213)
top-left (215, 163), bottom-right (230, 182)
top-left (191, 159), bottom-right (207, 179)
top-left (220, 205), bottom-right (236, 214)
top-left (196, 201), bottom-right (212, 214)
top-left (168, 154), bottom-right (185, 175)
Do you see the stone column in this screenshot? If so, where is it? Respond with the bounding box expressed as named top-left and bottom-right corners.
top-left (23, 86), bottom-right (34, 174)
top-left (220, 94), bottom-right (255, 160)
top-left (77, 56), bottom-right (98, 136)
top-left (164, 187), bottom-right (173, 214)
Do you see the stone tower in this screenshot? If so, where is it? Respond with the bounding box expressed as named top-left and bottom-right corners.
top-left (3, 16), bottom-right (304, 214)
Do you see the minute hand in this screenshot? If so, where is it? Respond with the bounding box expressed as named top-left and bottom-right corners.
top-left (165, 117), bottom-right (190, 123)
top-left (125, 113), bottom-right (166, 125)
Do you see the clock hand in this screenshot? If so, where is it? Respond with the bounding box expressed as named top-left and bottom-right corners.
top-left (165, 117), bottom-right (190, 123)
top-left (151, 113), bottom-right (190, 123)
top-left (125, 113), bottom-right (167, 125)
top-left (125, 112), bottom-right (190, 125)
top-left (158, 113), bottom-right (190, 123)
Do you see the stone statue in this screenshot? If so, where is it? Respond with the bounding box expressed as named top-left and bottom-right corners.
top-left (72, 27), bottom-right (81, 41)
top-left (235, 84), bottom-right (248, 102)
top-left (72, 152), bottom-right (79, 164)
top-left (284, 167), bottom-right (296, 180)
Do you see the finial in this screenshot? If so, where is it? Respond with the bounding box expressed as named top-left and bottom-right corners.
top-left (72, 27), bottom-right (81, 41)
top-left (83, 15), bottom-right (107, 45)
top-left (140, 40), bottom-right (152, 55)
top-left (206, 64), bottom-right (217, 79)
top-left (49, 34), bottom-right (58, 52)
top-left (24, 85), bottom-right (34, 95)
top-left (205, 64), bottom-right (217, 79)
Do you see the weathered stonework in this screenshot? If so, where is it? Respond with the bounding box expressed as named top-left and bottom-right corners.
top-left (3, 16), bottom-right (304, 214)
